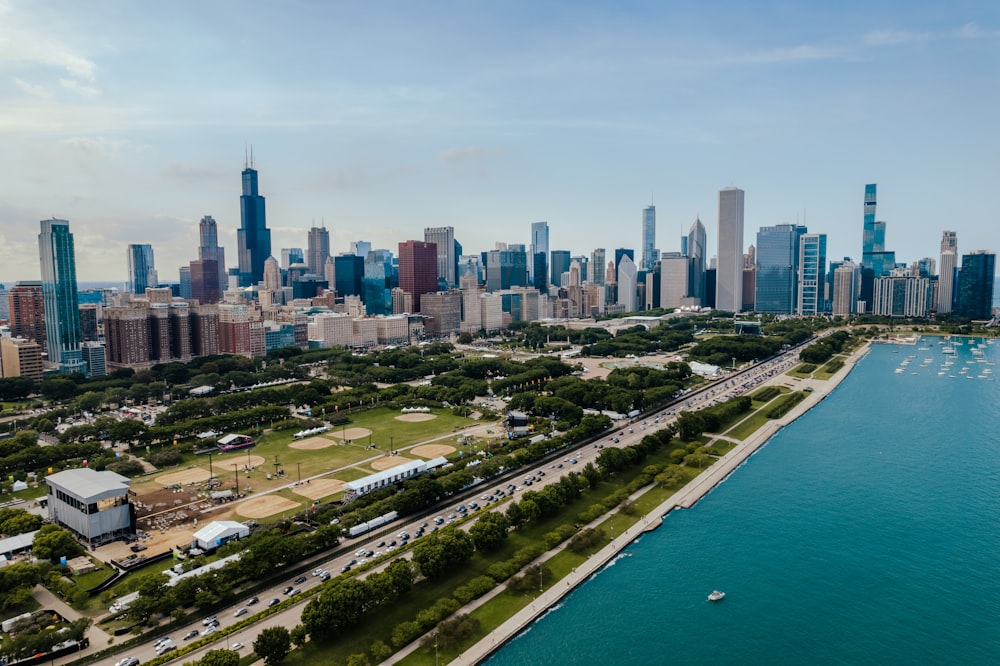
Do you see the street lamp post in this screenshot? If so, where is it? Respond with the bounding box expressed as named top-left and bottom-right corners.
top-left (297, 462), bottom-right (302, 484)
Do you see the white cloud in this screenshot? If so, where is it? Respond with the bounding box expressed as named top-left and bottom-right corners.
top-left (12, 76), bottom-right (49, 98)
top-left (59, 77), bottom-right (99, 97)
top-left (863, 29), bottom-right (933, 47)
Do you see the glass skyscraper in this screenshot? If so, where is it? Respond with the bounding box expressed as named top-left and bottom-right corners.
top-left (39, 219), bottom-right (86, 374)
top-left (126, 243), bottom-right (157, 294)
top-left (797, 233), bottom-right (827, 315)
top-left (641, 205), bottom-right (657, 271)
top-left (860, 183), bottom-right (895, 310)
top-left (955, 251), bottom-right (996, 320)
top-left (237, 160), bottom-right (271, 287)
top-left (755, 224), bottom-right (806, 314)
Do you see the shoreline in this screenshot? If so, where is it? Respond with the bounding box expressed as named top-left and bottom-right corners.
top-left (454, 342), bottom-right (871, 665)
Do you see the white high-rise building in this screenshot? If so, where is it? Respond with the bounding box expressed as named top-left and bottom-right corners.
top-left (617, 255), bottom-right (638, 312)
top-left (832, 262), bottom-right (861, 316)
top-left (424, 226), bottom-right (456, 287)
top-left (716, 187), bottom-right (745, 312)
top-left (937, 230), bottom-right (958, 313)
top-left (796, 234), bottom-right (826, 315)
top-left (660, 253), bottom-right (689, 310)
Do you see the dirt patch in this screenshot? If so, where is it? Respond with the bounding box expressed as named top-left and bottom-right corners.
top-left (411, 444), bottom-right (456, 458)
top-left (291, 478), bottom-right (346, 500)
top-left (215, 454), bottom-right (266, 468)
top-left (370, 455), bottom-right (413, 471)
top-left (289, 436), bottom-right (338, 450)
top-left (156, 467), bottom-right (211, 486)
top-left (395, 413), bottom-right (438, 422)
top-left (330, 427), bottom-right (373, 441)
top-left (236, 495), bottom-right (301, 519)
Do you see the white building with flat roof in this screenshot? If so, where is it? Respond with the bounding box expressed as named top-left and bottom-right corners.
top-left (45, 468), bottom-right (134, 547)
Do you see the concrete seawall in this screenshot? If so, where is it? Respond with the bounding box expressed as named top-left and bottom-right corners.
top-left (454, 343), bottom-right (869, 665)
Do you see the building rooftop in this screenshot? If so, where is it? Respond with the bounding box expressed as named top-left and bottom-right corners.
top-left (45, 468), bottom-right (130, 498)
top-left (192, 520), bottom-right (249, 543)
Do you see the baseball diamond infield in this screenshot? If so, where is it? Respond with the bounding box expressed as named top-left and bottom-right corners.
top-left (236, 495), bottom-right (301, 519)
top-left (290, 478), bottom-right (347, 500)
top-left (330, 427), bottom-right (374, 441)
top-left (289, 436), bottom-right (339, 450)
top-left (155, 467), bottom-right (211, 486)
top-left (394, 413), bottom-right (438, 422)
top-left (411, 444), bottom-right (456, 458)
top-left (370, 455), bottom-right (413, 471)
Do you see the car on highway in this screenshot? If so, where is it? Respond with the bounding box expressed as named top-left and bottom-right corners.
top-left (289, 588), bottom-right (302, 596)
top-left (183, 630), bottom-right (199, 641)
top-left (268, 598), bottom-right (281, 607)
top-left (312, 568), bottom-right (324, 576)
top-left (320, 570), bottom-right (331, 581)
top-left (340, 564), bottom-right (352, 573)
top-left (282, 586), bottom-right (294, 595)
top-left (201, 626), bottom-right (216, 637)
top-left (232, 642), bottom-right (244, 650)
top-left (234, 607), bottom-right (248, 617)
top-left (293, 576), bottom-right (307, 584)
top-left (153, 637), bottom-right (171, 648)
top-left (202, 616), bottom-right (218, 626)
top-left (115, 658), bottom-right (139, 666)
top-left (246, 596), bottom-right (259, 605)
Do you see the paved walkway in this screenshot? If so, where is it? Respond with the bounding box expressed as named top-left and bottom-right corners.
top-left (33, 584), bottom-right (113, 653)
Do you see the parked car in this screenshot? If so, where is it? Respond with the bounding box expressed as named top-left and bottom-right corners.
top-left (130, 543), bottom-right (147, 552)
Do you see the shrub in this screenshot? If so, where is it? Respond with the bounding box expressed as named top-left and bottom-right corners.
top-left (765, 392), bottom-right (806, 419)
top-left (149, 450), bottom-right (183, 467)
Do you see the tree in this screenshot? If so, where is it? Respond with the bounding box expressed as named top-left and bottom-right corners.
top-left (469, 511), bottom-right (510, 551)
top-left (32, 525), bottom-right (84, 562)
top-left (0, 508), bottom-right (43, 536)
top-left (290, 624), bottom-right (308, 649)
top-left (254, 626), bottom-right (291, 665)
top-left (40, 378), bottom-right (78, 401)
top-left (199, 649), bottom-right (239, 666)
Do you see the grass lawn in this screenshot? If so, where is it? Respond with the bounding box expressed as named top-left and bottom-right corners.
top-left (725, 411), bottom-right (772, 441)
top-left (787, 364), bottom-right (815, 378)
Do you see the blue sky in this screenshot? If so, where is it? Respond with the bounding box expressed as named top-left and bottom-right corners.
top-left (1, 0), bottom-right (997, 282)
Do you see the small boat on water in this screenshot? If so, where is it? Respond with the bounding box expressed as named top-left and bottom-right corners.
top-left (708, 590), bottom-right (725, 602)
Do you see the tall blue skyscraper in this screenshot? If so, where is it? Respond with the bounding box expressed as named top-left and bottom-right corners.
top-left (550, 250), bottom-right (571, 288)
top-left (797, 233), bottom-right (827, 315)
top-left (237, 156), bottom-right (271, 287)
top-left (39, 219), bottom-right (86, 374)
top-left (860, 183), bottom-right (895, 311)
top-left (126, 243), bottom-right (157, 294)
top-left (687, 217), bottom-right (707, 304)
top-left (755, 224), bottom-right (806, 313)
top-left (955, 251), bottom-right (996, 320)
top-left (641, 205), bottom-right (657, 271)
top-left (531, 221), bottom-right (549, 291)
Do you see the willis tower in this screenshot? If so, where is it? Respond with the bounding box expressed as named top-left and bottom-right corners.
top-left (237, 151), bottom-right (271, 287)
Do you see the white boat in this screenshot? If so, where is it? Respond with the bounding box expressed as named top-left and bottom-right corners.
top-left (708, 590), bottom-right (725, 602)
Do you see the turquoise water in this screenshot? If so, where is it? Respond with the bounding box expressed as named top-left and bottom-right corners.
top-left (486, 339), bottom-right (1000, 665)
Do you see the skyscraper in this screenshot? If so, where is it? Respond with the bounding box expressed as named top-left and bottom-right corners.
top-left (38, 219), bottom-right (86, 373)
top-left (716, 187), bottom-right (745, 312)
top-left (938, 230), bottom-right (958, 314)
top-left (199, 215), bottom-right (227, 292)
top-left (617, 255), bottom-right (638, 312)
top-left (424, 226), bottom-right (457, 287)
top-left (955, 251), bottom-right (996, 320)
top-left (531, 221), bottom-right (549, 291)
top-left (8, 281), bottom-right (45, 347)
top-left (832, 262), bottom-right (861, 315)
top-left (641, 204), bottom-right (657, 271)
top-left (126, 243), bottom-right (158, 294)
top-left (797, 233), bottom-right (827, 315)
top-left (590, 248), bottom-right (606, 286)
top-left (398, 240), bottom-right (439, 311)
top-left (334, 254), bottom-right (365, 298)
top-left (687, 217), bottom-right (707, 304)
top-left (550, 250), bottom-right (571, 288)
top-left (755, 224), bottom-right (806, 314)
top-left (281, 248), bottom-right (304, 269)
top-left (237, 157), bottom-right (271, 287)
top-left (307, 227), bottom-right (331, 276)
top-left (860, 183), bottom-right (895, 310)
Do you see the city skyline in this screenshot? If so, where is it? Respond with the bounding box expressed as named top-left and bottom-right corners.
top-left (1, 1), bottom-right (999, 281)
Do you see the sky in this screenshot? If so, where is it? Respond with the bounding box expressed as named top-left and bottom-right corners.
top-left (1, 0), bottom-right (998, 283)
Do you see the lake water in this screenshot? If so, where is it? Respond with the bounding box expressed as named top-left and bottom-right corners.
top-left (486, 338), bottom-right (1000, 665)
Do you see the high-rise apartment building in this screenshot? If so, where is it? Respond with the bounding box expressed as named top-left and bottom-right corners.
top-left (398, 241), bottom-right (439, 312)
top-left (832, 262), bottom-right (861, 315)
top-left (641, 204), bottom-right (657, 271)
top-left (307, 227), bottom-right (331, 276)
top-left (190, 259), bottom-right (221, 304)
top-left (938, 230), bottom-right (958, 313)
top-left (237, 158), bottom-right (271, 287)
top-left (198, 215), bottom-right (227, 290)
top-left (797, 233), bottom-right (827, 315)
top-left (716, 187), bottom-right (745, 312)
top-left (420, 291), bottom-right (463, 337)
top-left (8, 281), bottom-right (45, 348)
top-left (126, 243), bottom-right (158, 294)
top-left (0, 336), bottom-right (43, 381)
top-left (873, 270), bottom-right (930, 318)
top-left (424, 226), bottom-right (457, 287)
top-left (955, 251), bottom-right (996, 320)
top-left (39, 219), bottom-right (85, 373)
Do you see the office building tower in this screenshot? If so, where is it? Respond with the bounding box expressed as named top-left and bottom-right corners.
top-left (797, 233), bottom-right (827, 315)
top-left (486, 246), bottom-right (528, 292)
top-left (755, 224), bottom-right (806, 314)
top-left (236, 157), bottom-right (271, 287)
top-left (126, 244), bottom-right (158, 295)
top-left (716, 187), bottom-right (745, 312)
top-left (424, 227), bottom-right (457, 287)
top-left (190, 259), bottom-right (221, 304)
top-left (938, 231), bottom-right (958, 313)
top-left (550, 250), bottom-right (571, 288)
top-left (660, 253), bottom-right (690, 310)
top-left (458, 255), bottom-right (484, 284)
top-left (335, 254), bottom-right (365, 298)
top-left (307, 227), bottom-right (330, 276)
top-left (78, 304), bottom-right (98, 342)
top-left (197, 216), bottom-right (227, 292)
top-left (363, 249), bottom-right (396, 316)
top-left (0, 336), bottom-right (43, 381)
top-left (39, 219), bottom-right (85, 373)
top-left (9, 281), bottom-right (46, 347)
top-left (617, 255), bottom-right (638, 312)
top-left (80, 342), bottom-right (106, 378)
top-left (955, 251), bottom-right (996, 320)
top-left (263, 256), bottom-right (282, 292)
top-left (614, 248), bottom-right (635, 271)
top-left (178, 266), bottom-right (193, 300)
top-left (590, 249), bottom-right (606, 286)
top-left (530, 221), bottom-right (549, 284)
top-left (860, 184), bottom-right (896, 309)
top-left (398, 241), bottom-right (439, 312)
top-left (687, 217), bottom-right (707, 304)
top-left (641, 205), bottom-right (657, 271)
top-left (421, 291), bottom-right (463, 337)
top-left (281, 248), bottom-right (304, 269)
